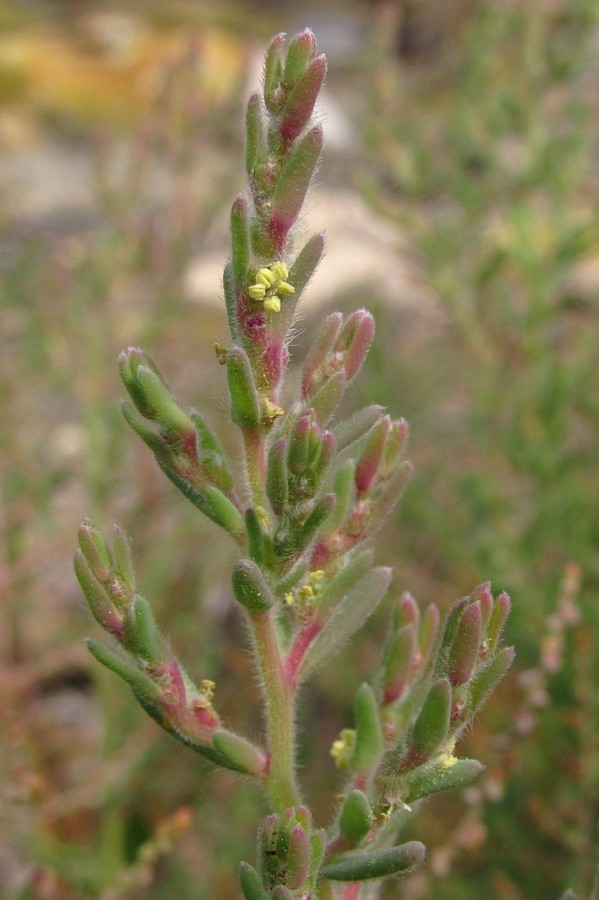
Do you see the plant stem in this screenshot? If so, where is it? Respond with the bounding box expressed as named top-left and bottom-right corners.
top-left (243, 426), bottom-right (268, 510)
top-left (249, 608), bottom-right (300, 810)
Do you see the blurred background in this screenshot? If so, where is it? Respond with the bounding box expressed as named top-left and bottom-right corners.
top-left (1, 0), bottom-right (598, 897)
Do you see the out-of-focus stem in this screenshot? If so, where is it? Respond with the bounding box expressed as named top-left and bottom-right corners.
top-left (249, 609), bottom-right (300, 811)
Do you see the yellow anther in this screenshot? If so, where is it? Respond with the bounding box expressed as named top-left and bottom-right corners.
top-left (264, 296), bottom-right (281, 313)
top-left (194, 680), bottom-right (215, 709)
top-left (264, 399), bottom-right (285, 421)
top-left (310, 570), bottom-right (325, 582)
top-left (213, 343), bottom-right (228, 365)
top-left (271, 261), bottom-right (289, 281)
top-left (438, 752), bottom-right (458, 769)
top-left (256, 267), bottom-right (276, 287)
top-left (249, 283), bottom-right (266, 300)
top-left (284, 592), bottom-right (294, 606)
top-left (201, 679), bottom-right (215, 699)
top-left (300, 585), bottom-right (315, 600)
top-left (276, 280), bottom-right (295, 296)
top-left (255, 505), bottom-right (270, 528)
top-left (330, 728), bottom-right (356, 768)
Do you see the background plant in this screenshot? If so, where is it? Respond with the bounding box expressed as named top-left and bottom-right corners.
top-left (359, 0), bottom-right (599, 896)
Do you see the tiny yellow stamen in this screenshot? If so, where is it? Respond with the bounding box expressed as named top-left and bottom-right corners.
top-left (284, 592), bottom-right (294, 606)
top-left (271, 261), bottom-right (289, 281)
top-left (249, 283), bottom-right (266, 300)
top-left (255, 505), bottom-right (271, 528)
top-left (276, 280), bottom-right (295, 296)
top-left (256, 267), bottom-right (276, 286)
top-left (213, 343), bottom-right (228, 365)
top-left (194, 680), bottom-right (216, 709)
top-left (330, 728), bottom-right (356, 768)
top-left (264, 399), bottom-right (286, 421)
top-left (264, 296), bottom-right (281, 313)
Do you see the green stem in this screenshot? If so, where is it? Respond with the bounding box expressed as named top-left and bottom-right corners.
top-left (242, 426), bottom-right (268, 510)
top-left (249, 609), bottom-right (300, 810)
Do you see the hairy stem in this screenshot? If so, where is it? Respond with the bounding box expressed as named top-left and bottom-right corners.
top-left (249, 609), bottom-right (300, 810)
top-left (242, 427), bottom-right (268, 510)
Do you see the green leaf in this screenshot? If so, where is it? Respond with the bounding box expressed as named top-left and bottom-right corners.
top-left (232, 560), bottom-right (276, 613)
top-left (339, 790), bottom-right (373, 845)
top-left (319, 841), bottom-right (425, 881)
top-left (227, 347), bottom-right (261, 427)
top-left (300, 567), bottom-right (392, 680)
top-left (86, 639), bottom-right (161, 708)
top-left (212, 730), bottom-right (265, 776)
top-left (239, 862), bottom-right (269, 900)
top-left (409, 678), bottom-right (452, 763)
top-left (405, 757), bottom-right (485, 803)
top-left (245, 92), bottom-right (263, 177)
top-left (231, 195), bottom-right (251, 290)
top-left (353, 683), bottom-right (383, 773)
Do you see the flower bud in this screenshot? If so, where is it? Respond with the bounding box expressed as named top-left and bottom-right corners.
top-left (259, 807), bottom-right (312, 890)
top-left (339, 789), bottom-right (373, 845)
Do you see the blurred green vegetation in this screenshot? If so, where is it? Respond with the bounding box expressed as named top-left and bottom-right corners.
top-left (1, 0), bottom-right (598, 898)
top-left (359, 0), bottom-right (599, 897)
